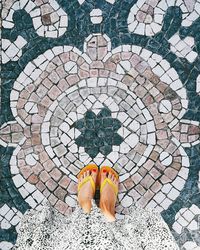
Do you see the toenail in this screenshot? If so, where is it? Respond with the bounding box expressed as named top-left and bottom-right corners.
top-left (92, 169), bottom-right (96, 172)
top-left (103, 170), bottom-right (107, 173)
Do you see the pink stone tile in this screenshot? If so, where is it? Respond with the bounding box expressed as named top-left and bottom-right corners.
top-left (118, 183), bottom-right (127, 192)
top-left (138, 167), bottom-right (148, 177)
top-left (26, 84), bottom-right (35, 93)
top-left (20, 89), bottom-right (30, 99)
top-left (150, 180), bottom-right (162, 193)
top-left (140, 174), bottom-right (155, 189)
top-left (20, 166), bottom-right (33, 178)
top-left (130, 54), bottom-right (141, 67)
top-left (109, 72), bottom-right (123, 81)
top-left (111, 53), bottom-right (121, 63)
top-left (29, 92), bottom-right (40, 102)
top-left (54, 187), bottom-right (67, 201)
top-left (188, 125), bottom-right (200, 135)
top-left (160, 175), bottom-right (171, 184)
top-left (31, 124), bottom-right (41, 132)
top-left (157, 139), bottom-right (170, 148)
top-left (48, 193), bottom-right (58, 205)
top-left (48, 70), bottom-right (60, 84)
top-left (32, 114), bottom-right (43, 123)
top-left (156, 130), bottom-right (168, 140)
top-left (56, 65), bottom-right (68, 79)
top-left (136, 10), bottom-right (146, 22)
top-left (135, 184), bottom-right (146, 195)
top-left (42, 78), bottom-right (53, 89)
top-left (28, 174), bottom-right (39, 184)
top-left (97, 47), bottom-right (107, 60)
top-left (164, 168), bottom-right (178, 180)
top-left (105, 61), bottom-right (116, 71)
top-left (70, 52), bottom-right (78, 62)
top-left (59, 176), bottom-right (70, 189)
top-left (66, 75), bottom-right (79, 86)
top-left (90, 61), bottom-right (104, 69)
top-left (50, 168), bottom-right (62, 181)
top-left (99, 69), bottom-right (109, 77)
top-left (156, 82), bottom-right (168, 92)
top-left (46, 62), bottom-right (57, 73)
top-left (39, 170), bottom-right (51, 182)
top-left (52, 56), bottom-right (62, 66)
top-left (143, 94), bottom-right (154, 105)
top-left (80, 62), bottom-right (89, 71)
top-left (32, 162), bottom-right (43, 175)
top-left (18, 109), bottom-right (28, 120)
top-left (36, 181), bottom-right (46, 192)
top-left (43, 188), bottom-right (51, 198)
top-left (32, 133), bottom-right (41, 145)
top-left (48, 85), bottom-right (62, 99)
top-left (89, 69), bottom-right (98, 77)
top-left (98, 36), bottom-right (107, 46)
top-left (121, 52), bottom-right (132, 60)
top-left (59, 52), bottom-right (70, 63)
top-left (143, 159), bottom-right (154, 171)
top-left (57, 79), bottom-right (69, 91)
top-left (38, 104), bottom-right (47, 117)
top-left (64, 207), bottom-right (73, 216)
top-left (43, 159), bottom-right (55, 172)
top-left (46, 178), bottom-right (58, 191)
top-left (172, 162), bottom-right (181, 171)
top-left (40, 96), bottom-right (52, 107)
top-left (149, 167), bottom-right (161, 179)
top-left (128, 189), bottom-right (141, 201)
top-left (78, 69), bottom-right (90, 79)
top-left (135, 85), bottom-right (147, 98)
top-left (17, 99), bottom-right (26, 109)
top-left (36, 85), bottom-right (48, 98)
top-left (123, 178), bottom-right (135, 189)
top-left (131, 173), bottom-right (143, 184)
top-left (39, 150), bottom-right (49, 163)
top-left (77, 57), bottom-right (85, 66)
top-left (55, 200), bottom-right (68, 214)
top-left (122, 75), bottom-right (134, 87)
top-left (17, 159), bottom-right (25, 168)
top-left (87, 48), bottom-right (97, 61)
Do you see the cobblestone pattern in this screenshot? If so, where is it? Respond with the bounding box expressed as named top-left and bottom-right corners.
top-left (1, 0), bottom-right (200, 249)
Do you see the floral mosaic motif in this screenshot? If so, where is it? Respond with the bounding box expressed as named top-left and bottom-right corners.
top-left (2, 0), bottom-right (68, 38)
top-left (74, 108), bottom-right (123, 158)
top-left (1, 0), bottom-right (200, 245)
top-left (1, 33), bottom-right (200, 222)
top-left (127, 0), bottom-right (200, 36)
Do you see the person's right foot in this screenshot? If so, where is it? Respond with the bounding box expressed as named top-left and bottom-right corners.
top-left (99, 169), bottom-right (119, 222)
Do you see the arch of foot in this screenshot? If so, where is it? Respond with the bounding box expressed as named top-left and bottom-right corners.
top-left (2, 0), bottom-right (68, 37)
top-left (1, 33), bottom-right (200, 216)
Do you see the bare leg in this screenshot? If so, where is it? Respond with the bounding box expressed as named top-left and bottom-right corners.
top-left (99, 170), bottom-right (119, 222)
top-left (78, 169), bottom-right (98, 213)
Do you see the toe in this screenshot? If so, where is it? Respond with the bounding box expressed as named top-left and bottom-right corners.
top-left (91, 168), bottom-right (98, 181)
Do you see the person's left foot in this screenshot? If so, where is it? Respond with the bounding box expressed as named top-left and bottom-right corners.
top-left (77, 169), bottom-right (98, 213)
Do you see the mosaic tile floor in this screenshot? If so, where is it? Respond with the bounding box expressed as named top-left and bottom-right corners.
top-left (1, 0), bottom-right (200, 249)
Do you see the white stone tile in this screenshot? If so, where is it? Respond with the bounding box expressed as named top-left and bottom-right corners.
top-left (1, 219), bottom-right (11, 229)
top-left (173, 176), bottom-right (185, 190)
top-left (65, 196), bottom-right (77, 207)
top-left (167, 188), bottom-right (180, 201)
top-left (121, 195), bottom-right (133, 207)
top-left (0, 205), bottom-right (10, 216)
top-left (12, 174), bottom-right (26, 188)
top-left (25, 154), bottom-right (37, 166)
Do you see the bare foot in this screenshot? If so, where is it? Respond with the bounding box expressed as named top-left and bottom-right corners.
top-left (99, 170), bottom-right (119, 222)
top-left (78, 169), bottom-right (98, 213)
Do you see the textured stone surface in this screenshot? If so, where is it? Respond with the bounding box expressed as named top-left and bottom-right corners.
top-left (1, 0), bottom-right (200, 249)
